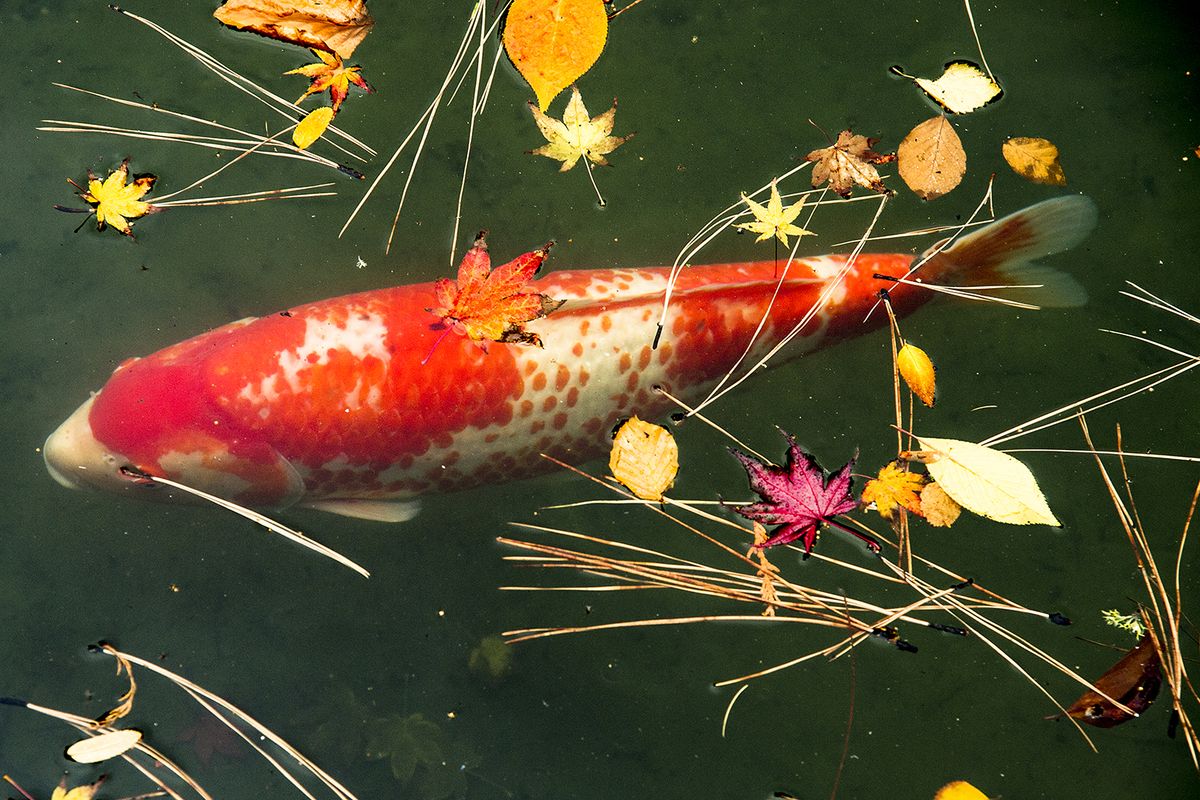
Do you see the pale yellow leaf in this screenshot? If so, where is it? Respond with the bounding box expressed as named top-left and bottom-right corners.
top-left (609, 416), bottom-right (678, 501)
top-left (897, 116), bottom-right (966, 201)
top-left (896, 61), bottom-right (1001, 115)
top-left (65, 729), bottom-right (143, 763)
top-left (1002, 137), bottom-right (1067, 186)
top-left (915, 436), bottom-right (1060, 526)
top-left (933, 780), bottom-right (989, 800)
top-left (294, 106), bottom-right (335, 149)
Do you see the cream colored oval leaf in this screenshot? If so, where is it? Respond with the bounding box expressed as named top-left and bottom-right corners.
top-left (609, 416), bottom-right (678, 502)
top-left (898, 61), bottom-right (1001, 115)
top-left (66, 729), bottom-right (143, 763)
top-left (917, 436), bottom-right (1060, 526)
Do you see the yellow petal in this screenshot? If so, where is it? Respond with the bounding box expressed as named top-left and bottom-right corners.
top-left (897, 342), bottom-right (936, 406)
top-left (294, 106), bottom-right (335, 149)
top-left (503, 0), bottom-right (609, 111)
top-left (609, 416), bottom-right (679, 502)
top-left (1002, 136), bottom-right (1067, 186)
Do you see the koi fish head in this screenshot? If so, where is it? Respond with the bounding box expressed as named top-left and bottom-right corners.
top-left (44, 355), bottom-right (305, 508)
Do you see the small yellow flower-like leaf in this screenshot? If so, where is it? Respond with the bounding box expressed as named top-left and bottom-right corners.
top-left (933, 781), bottom-right (989, 800)
top-left (50, 777), bottom-right (107, 800)
top-left (503, 0), bottom-right (609, 111)
top-left (861, 461), bottom-right (927, 521)
top-left (894, 61), bottom-right (1002, 114)
top-left (910, 437), bottom-right (1060, 526)
top-left (609, 416), bottom-right (679, 501)
top-left (65, 728), bottom-right (143, 763)
top-left (71, 159), bottom-right (157, 237)
top-left (919, 482), bottom-right (961, 527)
top-left (735, 181), bottom-right (815, 246)
top-left (294, 106), bottom-right (335, 149)
top-left (527, 86), bottom-right (632, 172)
top-left (1002, 137), bottom-right (1067, 186)
top-left (897, 342), bottom-right (937, 407)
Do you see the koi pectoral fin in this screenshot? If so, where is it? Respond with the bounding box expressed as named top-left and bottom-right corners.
top-left (303, 498), bottom-right (422, 523)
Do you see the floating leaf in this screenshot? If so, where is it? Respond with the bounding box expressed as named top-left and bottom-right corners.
top-left (49, 777), bottom-right (107, 800)
top-left (861, 461), bottom-right (927, 521)
top-left (897, 342), bottom-right (937, 406)
top-left (806, 130), bottom-right (895, 198)
top-left (66, 159), bottom-right (157, 237)
top-left (919, 482), bottom-right (961, 527)
top-left (892, 61), bottom-right (1002, 114)
top-left (1066, 636), bottom-right (1162, 728)
top-left (65, 728), bottom-right (143, 763)
top-left (503, 0), bottom-right (609, 111)
top-left (214, 0), bottom-right (374, 59)
top-left (897, 116), bottom-right (966, 201)
top-left (735, 181), bottom-right (815, 246)
top-left (609, 416), bottom-right (679, 501)
top-left (294, 106), bottom-right (335, 149)
top-left (285, 48), bottom-right (373, 112)
top-left (933, 781), bottom-right (989, 800)
top-left (908, 437), bottom-right (1060, 526)
top-left (730, 433), bottom-right (878, 555)
top-left (1002, 136), bottom-right (1067, 186)
top-left (427, 231), bottom-right (564, 349)
top-left (528, 85), bottom-right (632, 172)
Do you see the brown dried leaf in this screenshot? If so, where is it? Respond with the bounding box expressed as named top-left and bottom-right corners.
top-left (214, 0), bottom-right (374, 59)
top-left (1066, 635), bottom-right (1162, 727)
top-left (92, 648), bottom-right (137, 729)
top-left (750, 522), bottom-right (779, 616)
top-left (897, 116), bottom-right (966, 201)
top-left (919, 482), bottom-right (961, 527)
top-left (806, 130), bottom-right (895, 198)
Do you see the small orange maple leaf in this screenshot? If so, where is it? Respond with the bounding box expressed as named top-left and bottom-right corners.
top-left (861, 460), bottom-right (927, 521)
top-left (285, 48), bottom-right (373, 112)
top-left (425, 232), bottom-right (564, 360)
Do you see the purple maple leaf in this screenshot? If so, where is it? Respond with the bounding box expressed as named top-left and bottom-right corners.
top-left (730, 432), bottom-right (879, 556)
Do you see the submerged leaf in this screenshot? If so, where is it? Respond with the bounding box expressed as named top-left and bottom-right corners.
top-left (731, 433), bottom-right (878, 555)
top-left (806, 130), bottom-right (895, 198)
top-left (609, 416), bottom-right (679, 501)
top-left (213, 0), bottom-right (374, 59)
top-left (897, 116), bottom-right (966, 201)
top-left (908, 437), bottom-right (1060, 526)
top-left (893, 61), bottom-right (1002, 114)
top-left (294, 106), bottom-right (335, 149)
top-left (427, 232), bottom-right (564, 348)
top-left (504, 0), bottom-right (609, 111)
top-left (1066, 636), bottom-right (1162, 727)
top-left (528, 85), bottom-right (632, 172)
top-left (1002, 137), bottom-right (1067, 186)
top-left (65, 728), bottom-right (143, 763)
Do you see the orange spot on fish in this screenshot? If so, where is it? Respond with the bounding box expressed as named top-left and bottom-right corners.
top-left (601, 316), bottom-right (612, 332)
top-left (572, 342), bottom-right (584, 357)
top-left (552, 412), bottom-right (568, 430)
top-left (532, 372), bottom-right (547, 391)
top-left (638, 346), bottom-right (652, 370)
top-left (519, 400), bottom-right (534, 417)
top-left (618, 353), bottom-right (632, 373)
top-left (524, 361), bottom-right (538, 375)
top-left (584, 417), bottom-right (603, 434)
top-left (626, 371), bottom-right (639, 392)
top-left (555, 364), bottom-right (570, 391)
top-left (579, 368), bottom-right (590, 387)
top-left (530, 420), bottom-right (545, 433)
top-left (566, 387), bottom-right (579, 407)
top-left (579, 320), bottom-right (590, 336)
top-left (542, 395), bottom-right (558, 412)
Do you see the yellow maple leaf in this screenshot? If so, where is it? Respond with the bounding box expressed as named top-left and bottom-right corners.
top-left (50, 776), bottom-right (106, 800)
top-left (285, 48), bottom-right (373, 112)
top-left (528, 85), bottom-right (632, 172)
top-left (861, 461), bottom-right (927, 521)
top-left (735, 181), bottom-right (815, 246)
top-left (69, 159), bottom-right (157, 237)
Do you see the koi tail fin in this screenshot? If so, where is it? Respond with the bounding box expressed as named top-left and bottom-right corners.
top-left (922, 195), bottom-right (1098, 308)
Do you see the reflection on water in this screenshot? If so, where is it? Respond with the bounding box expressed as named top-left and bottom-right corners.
top-left (1, 1), bottom-right (1198, 797)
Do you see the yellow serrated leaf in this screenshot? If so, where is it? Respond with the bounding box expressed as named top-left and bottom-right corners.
top-left (913, 437), bottom-right (1060, 526)
top-left (1002, 136), bottom-right (1067, 186)
top-left (65, 729), bottom-right (143, 764)
top-left (862, 461), bottom-right (927, 521)
top-left (504, 0), bottom-right (609, 111)
top-left (895, 61), bottom-right (1001, 115)
top-left (294, 106), bottom-right (335, 150)
top-left (609, 416), bottom-right (678, 501)
top-left (897, 342), bottom-right (936, 407)
top-left (933, 780), bottom-right (989, 800)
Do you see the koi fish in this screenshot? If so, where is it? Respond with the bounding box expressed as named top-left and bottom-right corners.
top-left (43, 197), bottom-right (1095, 523)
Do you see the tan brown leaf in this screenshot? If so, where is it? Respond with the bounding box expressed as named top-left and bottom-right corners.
top-left (920, 482), bottom-right (961, 527)
top-left (214, 0), bottom-right (374, 59)
top-left (806, 130), bottom-right (895, 198)
top-left (1002, 137), bottom-right (1067, 186)
top-left (897, 116), bottom-right (966, 201)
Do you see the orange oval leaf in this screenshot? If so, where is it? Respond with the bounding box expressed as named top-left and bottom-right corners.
top-left (1002, 136), bottom-right (1067, 186)
top-left (294, 106), bottom-right (335, 150)
top-left (897, 342), bottom-right (937, 406)
top-left (897, 116), bottom-right (966, 201)
top-left (503, 0), bottom-right (608, 111)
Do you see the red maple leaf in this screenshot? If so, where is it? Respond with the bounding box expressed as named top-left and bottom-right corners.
top-left (730, 432), bottom-right (880, 556)
top-left (425, 231), bottom-right (564, 361)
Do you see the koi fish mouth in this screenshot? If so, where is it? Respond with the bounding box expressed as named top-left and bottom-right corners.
top-left (43, 395), bottom-right (139, 495)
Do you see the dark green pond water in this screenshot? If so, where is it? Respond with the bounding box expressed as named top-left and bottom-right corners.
top-left (2, 1), bottom-right (1198, 798)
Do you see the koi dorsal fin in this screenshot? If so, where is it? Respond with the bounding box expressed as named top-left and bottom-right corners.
top-left (923, 195), bottom-right (1097, 308)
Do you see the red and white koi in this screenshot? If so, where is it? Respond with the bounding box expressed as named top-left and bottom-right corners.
top-left (43, 197), bottom-right (1095, 525)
